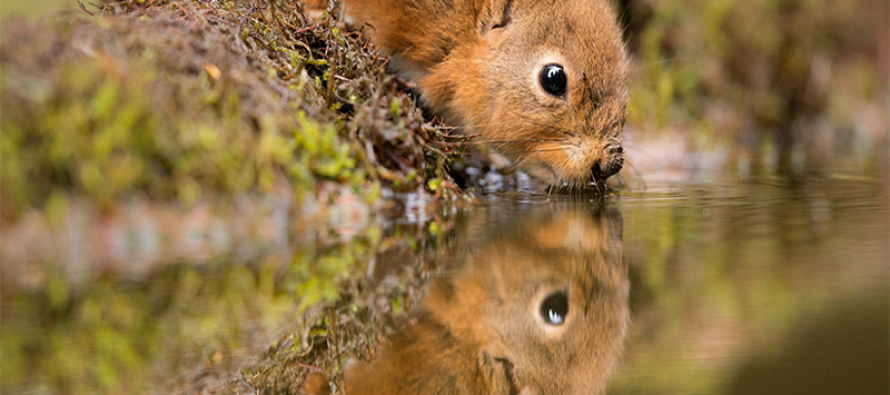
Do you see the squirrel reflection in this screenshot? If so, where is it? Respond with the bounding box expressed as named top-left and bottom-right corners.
top-left (309, 202), bottom-right (628, 395)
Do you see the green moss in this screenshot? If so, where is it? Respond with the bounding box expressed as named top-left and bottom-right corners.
top-left (0, 0), bottom-right (458, 221)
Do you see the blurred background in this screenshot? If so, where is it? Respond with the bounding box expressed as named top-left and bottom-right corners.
top-left (615, 0), bottom-right (887, 179)
top-left (1, 0), bottom-right (77, 18)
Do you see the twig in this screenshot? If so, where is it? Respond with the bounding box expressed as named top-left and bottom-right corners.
top-left (77, 0), bottom-right (95, 16)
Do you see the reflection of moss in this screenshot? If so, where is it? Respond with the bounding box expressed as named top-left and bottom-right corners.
top-left (0, 0), bottom-right (459, 221)
top-left (0, 231), bottom-right (399, 394)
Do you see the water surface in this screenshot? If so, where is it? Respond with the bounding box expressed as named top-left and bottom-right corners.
top-left (610, 174), bottom-right (889, 395)
top-left (1, 173), bottom-right (887, 394)
top-left (334, 172), bottom-right (889, 395)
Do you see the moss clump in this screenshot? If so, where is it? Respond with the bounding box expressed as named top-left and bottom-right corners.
top-left (0, 0), bottom-right (461, 222)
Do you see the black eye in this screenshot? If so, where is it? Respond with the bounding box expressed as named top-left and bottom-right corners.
top-left (540, 292), bottom-right (569, 325)
top-left (539, 64), bottom-right (567, 97)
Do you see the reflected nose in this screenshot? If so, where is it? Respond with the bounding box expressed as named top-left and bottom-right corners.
top-left (591, 157), bottom-right (623, 181)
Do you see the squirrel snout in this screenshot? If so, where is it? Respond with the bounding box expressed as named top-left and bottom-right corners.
top-left (591, 147), bottom-right (624, 182)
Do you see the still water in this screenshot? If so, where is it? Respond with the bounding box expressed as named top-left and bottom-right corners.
top-left (611, 175), bottom-right (889, 395)
top-left (1, 173), bottom-right (888, 394)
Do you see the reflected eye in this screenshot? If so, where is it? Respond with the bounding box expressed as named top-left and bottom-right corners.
top-left (539, 64), bottom-right (567, 97)
top-left (540, 292), bottom-right (568, 325)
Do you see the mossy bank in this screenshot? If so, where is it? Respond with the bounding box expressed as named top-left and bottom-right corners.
top-left (0, 0), bottom-right (461, 223)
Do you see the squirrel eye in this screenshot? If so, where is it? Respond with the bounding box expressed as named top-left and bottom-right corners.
top-left (540, 292), bottom-right (569, 325)
top-left (539, 64), bottom-right (567, 97)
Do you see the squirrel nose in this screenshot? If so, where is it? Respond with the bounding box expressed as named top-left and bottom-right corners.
top-left (591, 157), bottom-right (623, 181)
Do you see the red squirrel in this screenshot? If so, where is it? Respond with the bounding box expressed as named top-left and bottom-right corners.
top-left (306, 0), bottom-right (629, 188)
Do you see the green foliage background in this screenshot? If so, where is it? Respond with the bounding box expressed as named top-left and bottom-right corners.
top-left (620, 0), bottom-right (887, 171)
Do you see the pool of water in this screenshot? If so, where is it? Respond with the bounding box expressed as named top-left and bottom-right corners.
top-left (609, 175), bottom-right (889, 395)
top-left (2, 172), bottom-right (888, 394)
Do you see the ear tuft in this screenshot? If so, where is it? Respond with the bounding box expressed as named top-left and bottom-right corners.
top-left (491, 0), bottom-right (514, 30)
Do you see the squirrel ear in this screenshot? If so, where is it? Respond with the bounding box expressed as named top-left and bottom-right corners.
top-left (480, 0), bottom-right (514, 34)
top-left (491, 0), bottom-right (514, 29)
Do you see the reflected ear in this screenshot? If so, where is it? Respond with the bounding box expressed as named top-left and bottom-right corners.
top-left (478, 350), bottom-right (518, 395)
top-left (301, 372), bottom-right (331, 395)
